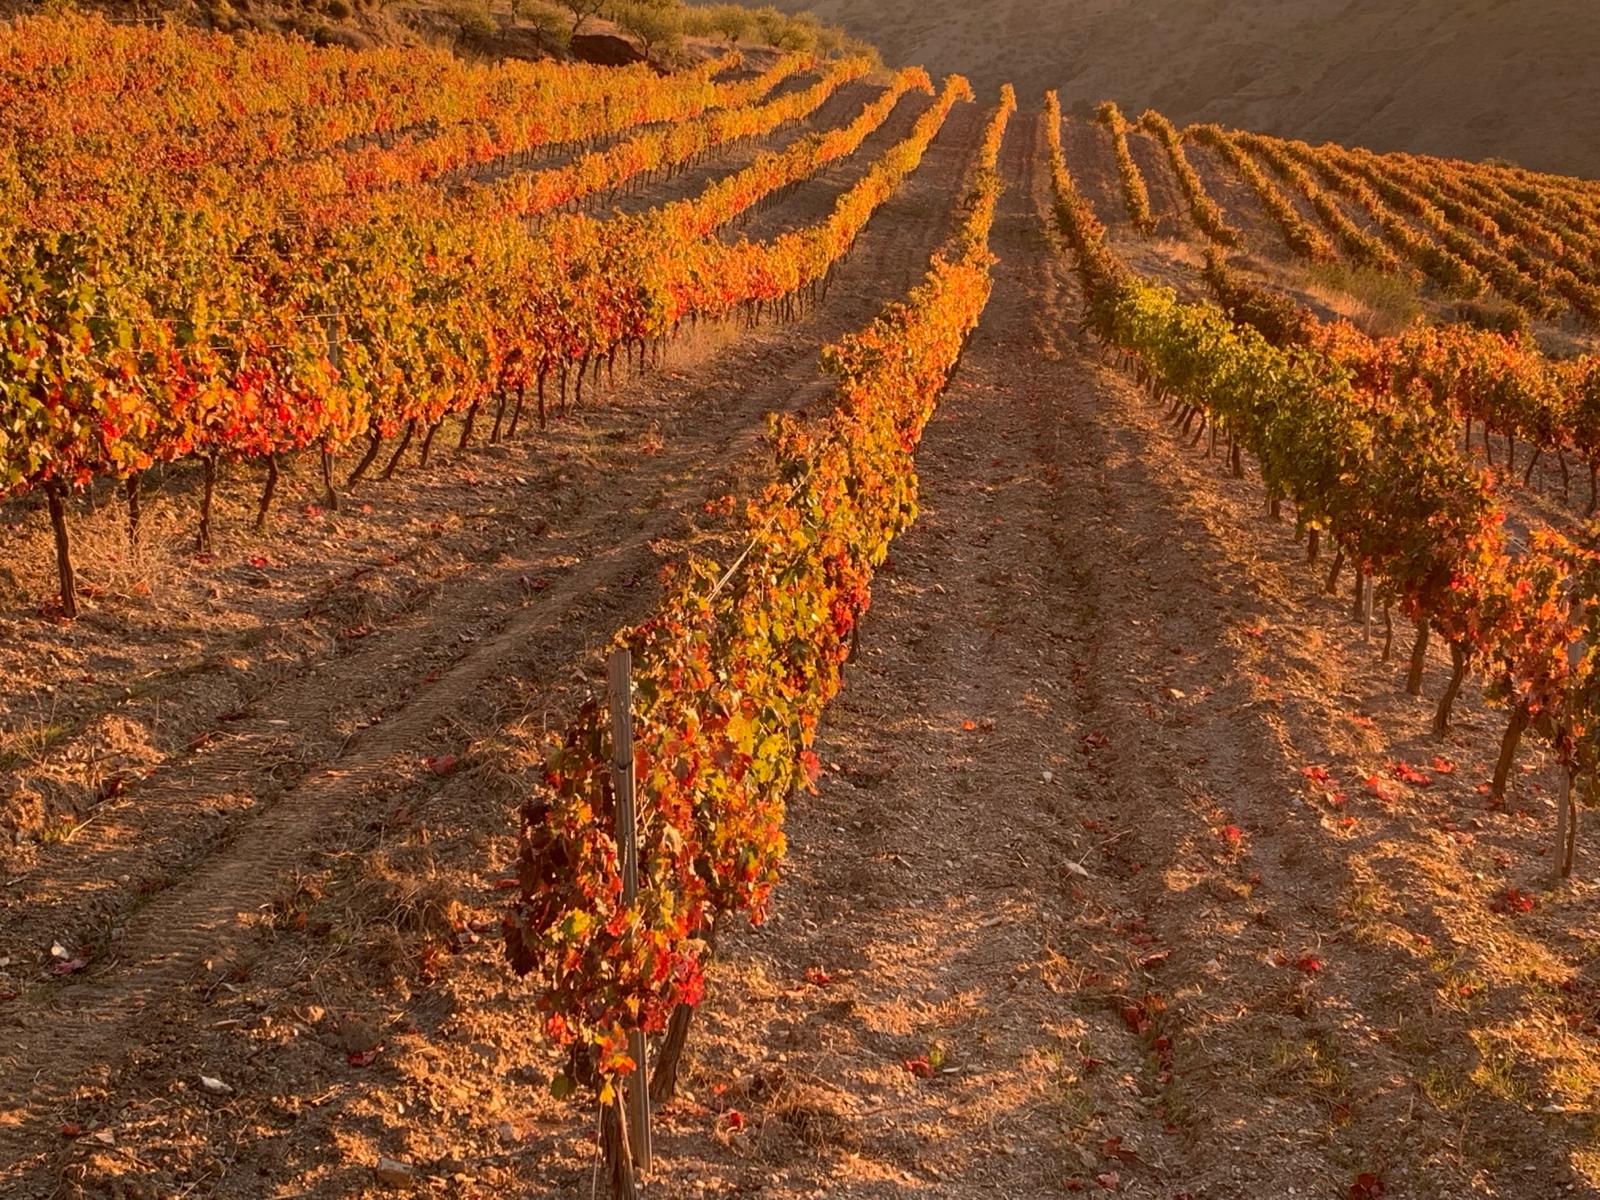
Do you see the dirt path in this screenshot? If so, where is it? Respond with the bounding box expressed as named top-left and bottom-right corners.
top-left (605, 74), bottom-right (895, 219)
top-left (1125, 126), bottom-right (1190, 240)
top-left (0, 99), bottom-right (986, 1197)
top-left (723, 84), bottom-right (933, 244)
top-left (1184, 138), bottom-right (1295, 267)
top-left (1061, 114), bottom-right (1124, 231)
top-left (634, 109), bottom-right (1598, 1200)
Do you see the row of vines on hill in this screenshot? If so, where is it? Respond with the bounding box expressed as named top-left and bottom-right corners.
top-left (2, 42), bottom-right (949, 615)
top-left (1048, 93), bottom-right (1600, 878)
top-left (503, 81), bottom-right (1011, 1198)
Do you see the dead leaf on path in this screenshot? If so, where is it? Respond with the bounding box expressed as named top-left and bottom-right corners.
top-left (1392, 761), bottom-right (1433, 786)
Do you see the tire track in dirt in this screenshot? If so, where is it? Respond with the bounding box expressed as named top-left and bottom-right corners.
top-left (0, 99), bottom-right (986, 1192)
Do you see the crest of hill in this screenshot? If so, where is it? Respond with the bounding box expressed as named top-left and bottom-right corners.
top-left (746, 0), bottom-right (1600, 178)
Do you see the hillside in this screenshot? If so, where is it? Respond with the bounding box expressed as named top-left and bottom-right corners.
top-left (752, 0), bottom-right (1600, 177)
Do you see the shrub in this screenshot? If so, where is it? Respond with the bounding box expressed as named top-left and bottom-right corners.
top-left (1454, 297), bottom-right (1533, 338)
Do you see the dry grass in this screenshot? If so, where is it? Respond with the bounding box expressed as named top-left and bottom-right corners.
top-left (1303, 261), bottom-right (1424, 336)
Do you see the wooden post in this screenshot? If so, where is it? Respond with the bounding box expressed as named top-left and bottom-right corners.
top-left (607, 648), bottom-right (652, 1175)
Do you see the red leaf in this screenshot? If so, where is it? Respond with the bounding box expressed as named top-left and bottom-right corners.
top-left (1431, 756), bottom-right (1456, 774)
top-left (1350, 1172), bottom-right (1385, 1199)
top-left (1120, 1004), bottom-right (1148, 1034)
top-left (492, 877), bottom-right (520, 890)
top-left (903, 1056), bottom-right (933, 1078)
top-left (1095, 1172), bottom-right (1120, 1191)
top-left (347, 1047), bottom-right (382, 1067)
top-left (1295, 954), bottom-right (1323, 974)
top-left (1300, 765), bottom-right (1333, 784)
top-left (1363, 775), bottom-right (1396, 802)
top-left (804, 966), bottom-right (833, 988)
top-left (1392, 761), bottom-right (1432, 787)
top-left (60, 1123), bottom-right (83, 1138)
top-left (723, 1109), bottom-right (746, 1131)
top-left (1217, 825), bottom-right (1245, 848)
top-left (1492, 887), bottom-right (1536, 915)
top-left (424, 754), bottom-right (461, 777)
top-left (50, 957), bottom-right (88, 976)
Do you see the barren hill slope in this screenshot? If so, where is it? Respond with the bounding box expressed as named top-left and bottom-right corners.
top-left (751, 0), bottom-right (1600, 177)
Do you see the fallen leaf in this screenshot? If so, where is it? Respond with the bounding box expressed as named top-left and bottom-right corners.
top-left (199, 1075), bottom-right (233, 1095)
top-left (1392, 762), bottom-right (1433, 787)
top-left (803, 966), bottom-right (833, 988)
top-left (1363, 775), bottom-right (1396, 802)
top-left (903, 1056), bottom-right (933, 1079)
top-left (424, 754), bottom-right (461, 777)
top-left (1492, 888), bottom-right (1536, 915)
top-left (347, 1047), bottom-right (383, 1067)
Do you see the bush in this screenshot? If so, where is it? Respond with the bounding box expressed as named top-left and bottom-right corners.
top-left (608, 0), bottom-right (683, 57)
top-left (1307, 261), bottom-right (1422, 336)
top-left (324, 0), bottom-right (352, 18)
top-left (1454, 298), bottom-right (1533, 338)
top-left (681, 3), bottom-right (753, 44)
top-left (446, 0), bottom-right (496, 37)
top-left (521, 1), bottom-right (573, 45)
